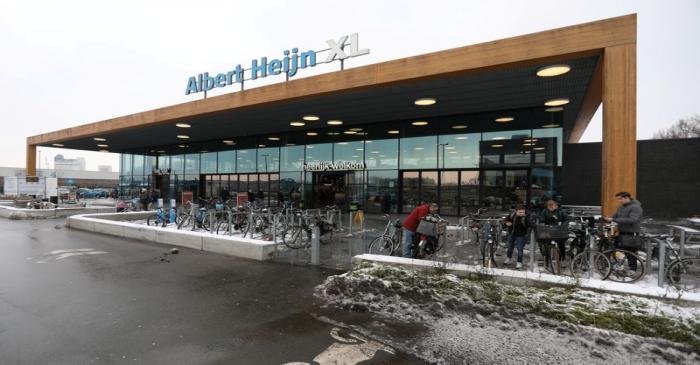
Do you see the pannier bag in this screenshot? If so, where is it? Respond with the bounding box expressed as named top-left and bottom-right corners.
top-left (535, 224), bottom-right (569, 240)
top-left (416, 215), bottom-right (446, 237)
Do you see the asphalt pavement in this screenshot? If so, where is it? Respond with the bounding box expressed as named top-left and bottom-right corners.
top-left (0, 218), bottom-right (423, 364)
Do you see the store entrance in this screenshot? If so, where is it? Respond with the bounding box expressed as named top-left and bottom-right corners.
top-left (312, 171), bottom-right (350, 209)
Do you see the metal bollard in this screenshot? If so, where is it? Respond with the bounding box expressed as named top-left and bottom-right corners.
top-left (646, 237), bottom-right (653, 273)
top-left (191, 204), bottom-right (197, 232)
top-left (272, 214), bottom-right (278, 243)
top-left (209, 211), bottom-right (215, 234)
top-left (311, 225), bottom-right (320, 265)
top-left (529, 229), bottom-right (536, 272)
top-left (248, 212), bottom-right (254, 238)
top-left (587, 234), bottom-right (595, 279)
top-left (658, 239), bottom-right (666, 287)
top-left (680, 230), bottom-right (686, 259)
top-left (348, 211), bottom-right (353, 236)
top-left (228, 211), bottom-right (233, 235)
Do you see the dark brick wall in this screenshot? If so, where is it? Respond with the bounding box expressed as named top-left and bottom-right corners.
top-left (563, 138), bottom-right (700, 218)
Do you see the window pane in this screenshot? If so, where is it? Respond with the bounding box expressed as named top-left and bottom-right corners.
top-left (532, 127), bottom-right (563, 166)
top-left (144, 155), bottom-right (156, 175)
top-left (157, 155), bottom-right (170, 172)
top-left (237, 149), bottom-right (256, 173)
top-left (439, 171), bottom-right (459, 216)
top-left (305, 143), bottom-right (332, 164)
top-left (259, 174), bottom-right (269, 206)
top-left (269, 174), bottom-right (280, 207)
top-left (401, 171), bottom-right (420, 213)
top-left (400, 136), bottom-right (437, 169)
top-left (421, 171), bottom-right (438, 206)
top-left (365, 139), bottom-right (398, 169)
top-left (438, 133), bottom-right (479, 169)
top-left (366, 170), bottom-right (398, 214)
top-left (257, 147), bottom-right (279, 173)
top-left (201, 152), bottom-right (217, 173)
top-left (121, 154), bottom-right (132, 176)
top-left (171, 154), bottom-right (184, 174)
top-left (459, 171), bottom-right (480, 214)
top-left (333, 141), bottom-right (364, 164)
top-left (218, 151), bottom-right (236, 173)
top-left (480, 130), bottom-right (531, 167)
top-left (185, 154), bottom-right (200, 175)
top-left (248, 174), bottom-right (259, 195)
top-left (132, 155), bottom-right (145, 176)
top-left (280, 145), bottom-right (304, 171)
top-left (280, 172), bottom-right (302, 207)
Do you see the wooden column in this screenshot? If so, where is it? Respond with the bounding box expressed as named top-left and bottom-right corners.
top-left (601, 43), bottom-right (637, 216)
top-left (26, 143), bottom-right (37, 177)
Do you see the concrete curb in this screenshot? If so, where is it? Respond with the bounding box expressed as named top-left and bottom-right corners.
top-left (0, 205), bottom-right (116, 219)
top-left (66, 212), bottom-right (277, 261)
top-left (352, 254), bottom-right (700, 303)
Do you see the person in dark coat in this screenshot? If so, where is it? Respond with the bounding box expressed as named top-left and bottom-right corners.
top-left (537, 199), bottom-right (569, 266)
top-left (604, 191), bottom-right (644, 270)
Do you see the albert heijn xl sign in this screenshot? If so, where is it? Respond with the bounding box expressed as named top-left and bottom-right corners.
top-left (185, 34), bottom-right (369, 96)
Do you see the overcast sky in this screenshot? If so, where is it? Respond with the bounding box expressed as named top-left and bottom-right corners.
top-left (0, 0), bottom-right (698, 171)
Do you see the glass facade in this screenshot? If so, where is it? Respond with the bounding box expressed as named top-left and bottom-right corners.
top-left (119, 118), bottom-right (563, 215)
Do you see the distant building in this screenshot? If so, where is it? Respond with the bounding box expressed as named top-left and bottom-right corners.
top-left (0, 167), bottom-right (118, 193)
top-left (97, 165), bottom-right (113, 172)
top-left (54, 154), bottom-right (86, 171)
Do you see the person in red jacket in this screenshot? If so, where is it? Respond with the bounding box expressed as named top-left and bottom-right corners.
top-left (402, 202), bottom-right (439, 257)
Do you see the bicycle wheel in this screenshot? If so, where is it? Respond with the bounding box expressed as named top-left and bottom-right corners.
top-left (216, 221), bottom-right (230, 235)
top-left (481, 240), bottom-right (497, 267)
top-left (570, 251), bottom-right (611, 280)
top-left (605, 249), bottom-right (645, 283)
top-left (282, 226), bottom-right (311, 249)
top-left (666, 257), bottom-right (700, 291)
top-left (547, 246), bottom-right (561, 275)
top-left (176, 214), bottom-right (191, 230)
top-left (368, 235), bottom-right (395, 256)
top-left (146, 214), bottom-right (157, 226)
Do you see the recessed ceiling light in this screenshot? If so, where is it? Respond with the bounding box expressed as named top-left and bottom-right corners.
top-left (200, 150), bottom-right (208, 153)
top-left (349, 127), bottom-right (363, 132)
top-left (452, 125), bottom-right (467, 129)
top-left (545, 107), bottom-right (564, 112)
top-left (415, 147), bottom-right (425, 150)
top-left (176, 123), bottom-right (191, 128)
top-left (387, 130), bottom-right (400, 134)
top-left (344, 130), bottom-right (357, 135)
top-left (178, 144), bottom-right (187, 148)
top-left (542, 123), bottom-right (560, 128)
top-left (456, 136), bottom-right (467, 140)
top-left (327, 132), bottom-right (340, 136)
top-left (522, 143), bottom-right (535, 146)
top-left (492, 137), bottom-right (507, 140)
top-left (491, 144), bottom-right (504, 148)
top-left (534, 147), bottom-right (546, 150)
top-left (290, 121), bottom-right (305, 127)
top-left (157, 150), bottom-right (166, 153)
top-left (495, 117), bottom-right (514, 123)
top-left (544, 98), bottom-right (569, 107)
top-left (97, 144), bottom-right (109, 148)
top-left (93, 137), bottom-right (106, 142)
top-left (52, 143), bottom-right (64, 147)
top-left (303, 115), bottom-right (319, 121)
top-left (414, 98), bottom-right (436, 106)
top-left (411, 121), bottom-right (429, 126)
top-left (222, 140), bottom-right (235, 144)
top-left (338, 142), bottom-right (348, 145)
top-left (524, 138), bottom-right (538, 142)
top-left (536, 64), bottom-right (571, 77)
top-left (258, 144), bottom-right (266, 147)
top-left (177, 135), bottom-right (190, 139)
top-left (286, 143), bottom-right (296, 146)
top-left (306, 132), bottom-right (318, 136)
top-left (268, 137), bottom-right (280, 141)
top-left (327, 120), bottom-right (343, 125)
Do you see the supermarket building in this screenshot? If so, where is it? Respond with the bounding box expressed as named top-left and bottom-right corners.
top-left (26, 15), bottom-right (639, 216)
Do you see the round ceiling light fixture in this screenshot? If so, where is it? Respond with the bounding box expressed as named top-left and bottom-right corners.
top-left (536, 64), bottom-right (571, 77)
top-left (495, 117), bottom-right (514, 123)
top-left (349, 127), bottom-right (363, 132)
top-left (414, 98), bottom-right (436, 106)
top-left (327, 132), bottom-right (340, 136)
top-left (268, 137), bottom-right (280, 141)
top-left (52, 143), bottom-right (64, 147)
top-left (222, 140), bottom-right (235, 144)
top-left (411, 120), bottom-right (429, 126)
top-left (175, 123), bottom-right (191, 128)
top-left (455, 136), bottom-right (467, 140)
top-left (545, 107), bottom-right (564, 112)
top-left (290, 121), bottom-right (305, 127)
top-left (542, 123), bottom-right (560, 128)
top-left (451, 125), bottom-right (467, 129)
top-left (306, 132), bottom-right (318, 136)
top-left (178, 144), bottom-right (187, 148)
top-left (343, 130), bottom-right (357, 135)
top-left (176, 135), bottom-right (190, 139)
top-left (387, 130), bottom-right (400, 135)
top-left (258, 144), bottom-right (266, 148)
top-left (544, 98), bottom-right (570, 107)
top-left (93, 137), bottom-right (106, 142)
top-left (327, 120), bottom-right (343, 125)
top-left (303, 115), bottom-right (320, 121)
top-left (97, 144), bottom-right (109, 148)
top-left (491, 144), bottom-right (504, 148)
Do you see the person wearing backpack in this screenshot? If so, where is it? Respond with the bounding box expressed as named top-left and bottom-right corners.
top-left (504, 205), bottom-right (532, 269)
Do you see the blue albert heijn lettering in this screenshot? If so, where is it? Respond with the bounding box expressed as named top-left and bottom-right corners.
top-left (185, 34), bottom-right (368, 95)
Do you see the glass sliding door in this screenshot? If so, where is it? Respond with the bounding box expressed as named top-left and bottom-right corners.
top-left (439, 171), bottom-right (459, 216)
top-left (401, 171), bottom-right (420, 212)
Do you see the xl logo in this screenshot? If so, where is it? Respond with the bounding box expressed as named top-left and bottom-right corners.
top-left (325, 33), bottom-right (370, 63)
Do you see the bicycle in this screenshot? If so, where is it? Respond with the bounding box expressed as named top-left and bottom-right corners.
top-left (569, 218), bottom-right (613, 280)
top-left (477, 219), bottom-right (501, 268)
top-left (146, 206), bottom-right (177, 227)
top-left (413, 214), bottom-right (448, 260)
top-left (645, 233), bottom-right (700, 290)
top-left (595, 223), bottom-right (646, 283)
top-left (176, 199), bottom-right (211, 231)
top-left (367, 214), bottom-right (403, 256)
